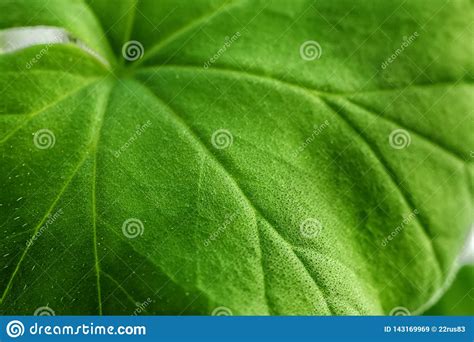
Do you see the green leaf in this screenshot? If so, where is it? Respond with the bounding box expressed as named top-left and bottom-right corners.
top-left (424, 265), bottom-right (474, 315)
top-left (0, 0), bottom-right (472, 315)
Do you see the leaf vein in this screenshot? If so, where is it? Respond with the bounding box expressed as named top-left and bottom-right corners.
top-left (134, 79), bottom-right (334, 314)
top-left (135, 0), bottom-right (245, 66)
top-left (320, 96), bottom-right (444, 277)
top-left (140, 64), bottom-right (468, 162)
top-left (0, 79), bottom-right (99, 144)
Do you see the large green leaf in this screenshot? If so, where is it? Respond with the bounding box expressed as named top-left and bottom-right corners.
top-left (0, 0), bottom-right (472, 315)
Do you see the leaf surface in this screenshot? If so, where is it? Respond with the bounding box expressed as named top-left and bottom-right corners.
top-left (425, 265), bottom-right (474, 316)
top-left (0, 0), bottom-right (472, 315)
